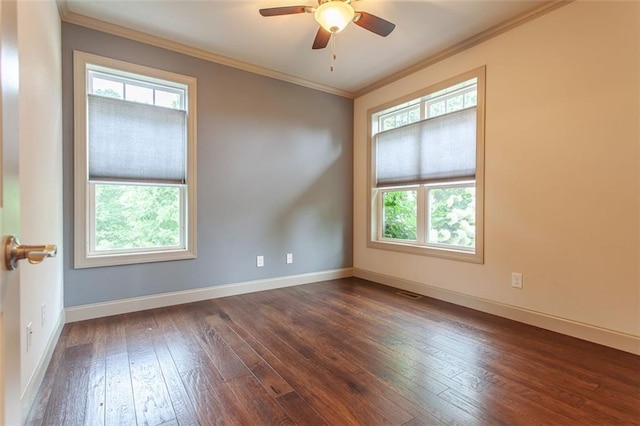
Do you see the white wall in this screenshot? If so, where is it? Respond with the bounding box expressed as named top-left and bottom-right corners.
top-left (354, 1), bottom-right (639, 351)
top-left (17, 0), bottom-right (63, 400)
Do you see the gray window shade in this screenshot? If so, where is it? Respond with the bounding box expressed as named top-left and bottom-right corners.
top-left (88, 94), bottom-right (186, 183)
top-left (376, 106), bottom-right (476, 187)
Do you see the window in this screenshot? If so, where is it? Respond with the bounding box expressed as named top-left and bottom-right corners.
top-left (368, 67), bottom-right (485, 263)
top-left (74, 51), bottom-right (197, 268)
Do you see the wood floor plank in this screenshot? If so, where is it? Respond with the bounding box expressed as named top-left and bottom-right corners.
top-left (160, 306), bottom-right (223, 376)
top-left (205, 313), bottom-right (295, 398)
top-left (181, 366), bottom-right (254, 425)
top-left (125, 312), bottom-right (177, 425)
top-left (207, 305), bottom-right (333, 425)
top-left (210, 303), bottom-right (386, 425)
top-left (299, 283), bottom-right (597, 407)
top-left (285, 286), bottom-right (463, 385)
top-left (103, 316), bottom-right (137, 425)
top-left (83, 317), bottom-right (108, 425)
top-left (325, 280), bottom-right (628, 395)
top-left (179, 368), bottom-right (222, 426)
top-left (240, 289), bottom-right (471, 425)
top-left (292, 280), bottom-right (616, 422)
top-left (219, 296), bottom-right (417, 425)
top-left (225, 373), bottom-right (294, 425)
top-left (40, 343), bottom-right (94, 425)
top-left (195, 317), bottom-right (249, 381)
top-left (27, 278), bottom-right (640, 425)
top-left (151, 331), bottom-right (200, 426)
top-left (275, 390), bottom-right (329, 425)
top-left (24, 328), bottom-right (69, 426)
top-left (105, 352), bottom-right (137, 425)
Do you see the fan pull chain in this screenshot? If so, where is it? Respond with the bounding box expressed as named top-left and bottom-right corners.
top-left (330, 33), bottom-right (337, 72)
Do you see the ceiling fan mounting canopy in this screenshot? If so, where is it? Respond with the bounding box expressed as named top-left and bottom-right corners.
top-left (259, 0), bottom-right (396, 50)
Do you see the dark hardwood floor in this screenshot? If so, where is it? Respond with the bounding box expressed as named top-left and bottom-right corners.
top-left (26, 278), bottom-right (640, 425)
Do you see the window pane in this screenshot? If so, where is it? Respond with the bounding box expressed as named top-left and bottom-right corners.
top-left (125, 84), bottom-right (153, 104)
top-left (464, 91), bottom-right (477, 108)
top-left (155, 90), bottom-right (182, 109)
top-left (428, 186), bottom-right (475, 248)
top-left (94, 184), bottom-right (181, 251)
top-left (92, 77), bottom-right (123, 99)
top-left (382, 190), bottom-right (417, 240)
top-left (446, 94), bottom-right (464, 112)
top-left (380, 106), bottom-right (420, 131)
top-left (381, 116), bottom-right (396, 131)
top-left (428, 101), bottom-right (445, 118)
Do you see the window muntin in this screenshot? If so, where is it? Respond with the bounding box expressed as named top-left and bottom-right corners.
top-left (368, 68), bottom-right (484, 263)
top-left (74, 51), bottom-right (197, 268)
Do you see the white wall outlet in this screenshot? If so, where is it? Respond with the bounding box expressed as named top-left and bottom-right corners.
top-left (26, 322), bottom-right (33, 352)
top-left (41, 303), bottom-right (46, 327)
top-left (286, 253), bottom-right (293, 264)
top-left (511, 272), bottom-right (523, 289)
top-left (256, 255), bottom-right (264, 267)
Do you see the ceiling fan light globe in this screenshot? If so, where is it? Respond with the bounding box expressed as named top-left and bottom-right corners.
top-left (314, 1), bottom-right (355, 33)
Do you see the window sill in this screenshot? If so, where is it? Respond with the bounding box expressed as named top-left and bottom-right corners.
top-left (367, 239), bottom-right (483, 264)
top-left (74, 247), bottom-right (196, 269)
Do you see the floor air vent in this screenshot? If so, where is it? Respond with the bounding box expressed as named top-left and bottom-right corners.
top-left (396, 290), bottom-right (423, 300)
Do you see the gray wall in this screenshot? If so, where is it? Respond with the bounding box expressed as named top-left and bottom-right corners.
top-left (62, 23), bottom-right (353, 307)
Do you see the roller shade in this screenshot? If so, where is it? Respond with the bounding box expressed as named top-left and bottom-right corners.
top-left (88, 94), bottom-right (186, 183)
top-left (376, 106), bottom-right (476, 187)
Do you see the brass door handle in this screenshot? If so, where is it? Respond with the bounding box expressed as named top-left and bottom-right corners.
top-left (4, 235), bottom-right (57, 271)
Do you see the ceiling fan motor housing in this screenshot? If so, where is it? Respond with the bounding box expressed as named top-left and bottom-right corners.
top-left (314, 1), bottom-right (355, 33)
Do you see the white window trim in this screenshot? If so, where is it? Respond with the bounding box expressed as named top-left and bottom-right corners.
top-left (73, 50), bottom-right (197, 268)
top-left (367, 66), bottom-right (485, 264)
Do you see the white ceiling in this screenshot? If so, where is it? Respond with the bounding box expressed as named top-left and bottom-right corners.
top-left (61, 0), bottom-right (552, 96)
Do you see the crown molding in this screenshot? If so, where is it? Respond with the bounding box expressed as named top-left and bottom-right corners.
top-left (57, 0), bottom-right (572, 101)
top-left (353, 0), bottom-right (573, 97)
top-left (58, 5), bottom-right (355, 99)
top-left (56, 0), bottom-right (69, 21)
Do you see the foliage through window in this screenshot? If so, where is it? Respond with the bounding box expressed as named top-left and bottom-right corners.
top-left (382, 190), bottom-right (417, 240)
top-left (74, 51), bottom-right (197, 268)
top-left (94, 184), bottom-right (181, 251)
top-left (369, 68), bottom-right (485, 263)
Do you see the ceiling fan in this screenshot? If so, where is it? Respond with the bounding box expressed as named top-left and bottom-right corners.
top-left (259, 0), bottom-right (396, 50)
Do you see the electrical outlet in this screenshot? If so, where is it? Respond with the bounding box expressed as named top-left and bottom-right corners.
top-left (256, 255), bottom-right (264, 267)
top-left (41, 303), bottom-right (46, 327)
top-left (286, 253), bottom-right (293, 264)
top-left (26, 322), bottom-right (33, 352)
top-left (511, 272), bottom-right (523, 289)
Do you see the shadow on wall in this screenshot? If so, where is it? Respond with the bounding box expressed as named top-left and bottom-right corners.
top-left (274, 146), bottom-right (352, 271)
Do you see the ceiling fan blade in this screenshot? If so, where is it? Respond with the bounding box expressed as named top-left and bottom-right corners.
top-left (312, 26), bottom-right (331, 50)
top-left (353, 11), bottom-right (396, 37)
top-left (259, 6), bottom-right (307, 17)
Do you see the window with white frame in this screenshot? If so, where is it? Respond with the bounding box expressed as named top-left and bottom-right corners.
top-left (368, 67), bottom-right (485, 263)
top-left (74, 51), bottom-right (197, 268)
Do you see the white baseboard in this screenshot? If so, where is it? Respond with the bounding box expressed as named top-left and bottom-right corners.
top-left (21, 309), bottom-right (65, 420)
top-left (65, 267), bottom-right (354, 323)
top-left (354, 268), bottom-right (640, 355)
top-left (64, 265), bottom-right (639, 355)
